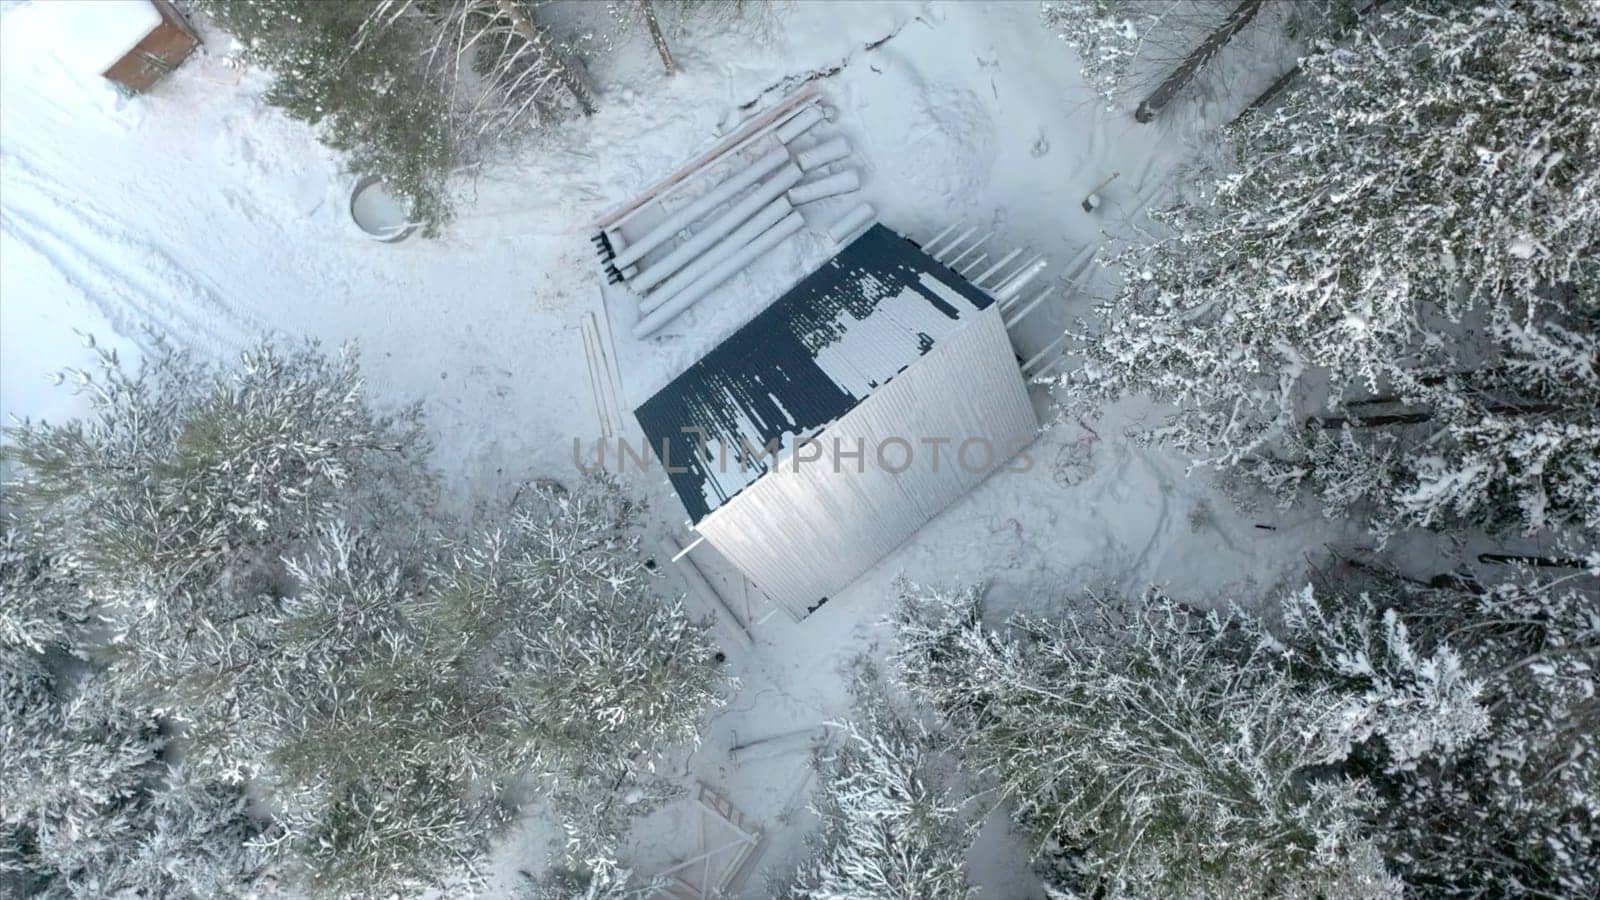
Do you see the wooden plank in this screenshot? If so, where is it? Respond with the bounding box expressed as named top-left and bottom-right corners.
top-left (591, 86), bottom-right (817, 231)
top-left (644, 784), bottom-right (765, 898)
top-left (580, 319), bottom-right (607, 439)
top-left (592, 291), bottom-right (628, 426)
top-left (730, 726), bottom-right (825, 765)
top-left (656, 837), bottom-right (756, 876)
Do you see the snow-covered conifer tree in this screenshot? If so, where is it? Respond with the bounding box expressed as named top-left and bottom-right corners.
top-left (0, 509), bottom-right (85, 661)
top-left (890, 568), bottom-right (1595, 899)
top-left (1, 518), bottom-right (267, 899)
top-left (892, 586), bottom-right (1399, 899)
top-left (1042, 0), bottom-right (1173, 106)
top-left (174, 481), bottom-right (719, 894)
top-left (0, 663), bottom-right (268, 899)
top-left (1282, 565), bottom-right (1600, 897)
top-left (198, 0), bottom-right (458, 231)
top-left (200, 0), bottom-right (619, 233)
top-left (357, 0), bottom-right (600, 133)
top-left (1041, 0), bottom-right (1350, 115)
top-left (426, 483), bottom-right (722, 793)
top-left (1280, 582), bottom-right (1489, 768)
top-left (4, 340), bottom-right (721, 895)
top-left (785, 665), bottom-right (974, 900)
top-left (1070, 0), bottom-right (1600, 543)
top-left (2, 338), bottom-right (429, 717)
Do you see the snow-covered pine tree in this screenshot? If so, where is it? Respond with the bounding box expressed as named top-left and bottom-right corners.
top-left (198, 0), bottom-right (457, 232)
top-left (1069, 0), bottom-right (1600, 544)
top-left (384, 481), bottom-right (720, 882)
top-left (1040, 0), bottom-right (1353, 115)
top-left (4, 340), bottom-right (721, 895)
top-left (0, 663), bottom-right (268, 899)
top-left (446, 482), bottom-right (723, 811)
top-left (1, 517), bottom-right (268, 899)
top-left (151, 482), bottom-right (717, 895)
top-left (1278, 581), bottom-right (1490, 769)
top-left (785, 663), bottom-right (974, 900)
top-left (0, 507), bottom-right (86, 661)
top-left (1281, 565), bottom-right (1600, 897)
top-left (1, 337), bottom-right (430, 725)
top-left (892, 586), bottom-right (1399, 899)
top-left (1238, 295), bottom-right (1600, 544)
top-left (1042, 0), bottom-right (1173, 107)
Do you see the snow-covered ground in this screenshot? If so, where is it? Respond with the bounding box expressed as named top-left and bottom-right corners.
top-left (0, 1), bottom-right (1346, 895)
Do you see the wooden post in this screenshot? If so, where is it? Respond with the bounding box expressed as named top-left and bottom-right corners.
top-left (1135, 0), bottom-right (1265, 123)
top-left (729, 726), bottom-right (827, 765)
top-left (641, 0), bottom-right (676, 76)
top-left (493, 0), bottom-right (596, 116)
top-left (1478, 552), bottom-right (1588, 570)
top-left (1308, 402), bottom-right (1562, 430)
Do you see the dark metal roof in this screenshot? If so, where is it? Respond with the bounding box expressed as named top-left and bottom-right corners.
top-left (634, 224), bottom-right (994, 523)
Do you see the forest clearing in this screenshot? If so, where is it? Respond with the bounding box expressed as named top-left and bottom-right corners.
top-left (1, 1), bottom-right (1595, 898)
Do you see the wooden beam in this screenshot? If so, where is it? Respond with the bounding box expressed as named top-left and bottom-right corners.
top-left (1003, 285), bottom-right (1054, 329)
top-left (729, 726), bottom-right (826, 764)
top-left (671, 534), bottom-right (707, 561)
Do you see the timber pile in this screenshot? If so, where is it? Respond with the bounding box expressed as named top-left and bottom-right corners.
top-left (591, 87), bottom-right (874, 339)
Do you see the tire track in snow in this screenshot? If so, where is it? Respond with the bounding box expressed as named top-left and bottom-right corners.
top-left (0, 205), bottom-right (258, 354)
top-left (1, 155), bottom-right (265, 353)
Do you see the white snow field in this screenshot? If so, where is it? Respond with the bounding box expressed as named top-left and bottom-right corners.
top-left (0, 1), bottom-right (1350, 895)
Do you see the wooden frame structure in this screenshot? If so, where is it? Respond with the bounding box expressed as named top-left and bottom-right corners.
top-left (648, 783), bottom-right (764, 899)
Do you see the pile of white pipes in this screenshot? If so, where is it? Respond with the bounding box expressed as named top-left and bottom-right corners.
top-left (619, 102), bottom-right (869, 339)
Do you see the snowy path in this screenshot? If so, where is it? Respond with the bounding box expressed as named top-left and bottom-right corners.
top-left (0, 2), bottom-right (1334, 895)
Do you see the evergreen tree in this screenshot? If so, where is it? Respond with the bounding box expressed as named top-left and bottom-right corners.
top-left (2, 337), bottom-right (430, 729)
top-left (1, 518), bottom-right (268, 899)
top-left (1282, 566), bottom-right (1600, 897)
top-left (199, 0), bottom-right (456, 232)
top-left (0, 662), bottom-right (268, 899)
top-left (254, 486), bottom-right (722, 894)
top-left (785, 664), bottom-right (974, 900)
top-left (1041, 0), bottom-right (1354, 115)
top-left (199, 1), bottom-right (780, 233)
top-left (888, 567), bottom-right (1598, 899)
top-left (3, 340), bottom-right (723, 896)
top-left (892, 586), bottom-right (1399, 899)
top-left (1069, 0), bottom-right (1600, 544)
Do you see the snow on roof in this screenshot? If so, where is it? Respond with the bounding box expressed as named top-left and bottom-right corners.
top-left (32, 0), bottom-right (162, 76)
top-left (634, 224), bottom-right (995, 523)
